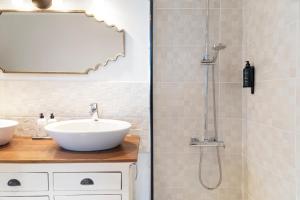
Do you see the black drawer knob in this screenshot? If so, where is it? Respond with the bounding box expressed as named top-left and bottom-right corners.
top-left (7, 179), bottom-right (21, 187)
top-left (80, 178), bottom-right (94, 185)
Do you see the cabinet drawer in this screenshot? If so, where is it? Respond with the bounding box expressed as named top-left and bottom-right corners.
top-left (0, 173), bottom-right (49, 192)
top-left (53, 173), bottom-right (121, 191)
top-left (0, 197), bottom-right (49, 200)
top-left (55, 195), bottom-right (121, 200)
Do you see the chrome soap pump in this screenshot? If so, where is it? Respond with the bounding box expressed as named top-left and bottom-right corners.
top-left (243, 61), bottom-right (255, 94)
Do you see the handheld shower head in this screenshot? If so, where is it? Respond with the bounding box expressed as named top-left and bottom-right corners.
top-left (212, 43), bottom-right (226, 51)
top-left (201, 43), bottom-right (226, 64)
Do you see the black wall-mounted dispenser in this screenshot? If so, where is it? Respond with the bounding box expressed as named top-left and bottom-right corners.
top-left (243, 61), bottom-right (255, 94)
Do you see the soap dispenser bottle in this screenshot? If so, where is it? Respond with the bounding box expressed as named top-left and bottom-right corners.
top-left (48, 113), bottom-right (57, 124)
top-left (243, 61), bottom-right (252, 88)
top-left (243, 61), bottom-right (255, 94)
top-left (37, 113), bottom-right (47, 137)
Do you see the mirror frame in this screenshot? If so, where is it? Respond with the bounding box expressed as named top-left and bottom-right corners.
top-left (0, 10), bottom-right (125, 74)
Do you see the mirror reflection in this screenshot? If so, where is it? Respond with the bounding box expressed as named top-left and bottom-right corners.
top-left (0, 12), bottom-right (125, 74)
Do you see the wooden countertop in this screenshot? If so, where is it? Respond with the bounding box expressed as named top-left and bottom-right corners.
top-left (0, 135), bottom-right (140, 163)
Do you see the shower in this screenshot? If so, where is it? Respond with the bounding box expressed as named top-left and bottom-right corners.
top-left (190, 0), bottom-right (226, 191)
top-left (202, 43), bottom-right (226, 64)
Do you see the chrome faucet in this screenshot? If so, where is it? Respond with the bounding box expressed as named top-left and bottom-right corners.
top-left (89, 103), bottom-right (100, 121)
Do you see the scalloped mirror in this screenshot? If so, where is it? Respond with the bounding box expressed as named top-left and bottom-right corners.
top-left (0, 11), bottom-right (125, 74)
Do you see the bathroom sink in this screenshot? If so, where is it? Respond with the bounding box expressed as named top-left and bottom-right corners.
top-left (0, 119), bottom-right (18, 146)
top-left (45, 119), bottom-right (131, 151)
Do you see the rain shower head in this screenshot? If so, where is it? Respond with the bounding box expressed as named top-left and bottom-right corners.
top-left (212, 43), bottom-right (226, 51)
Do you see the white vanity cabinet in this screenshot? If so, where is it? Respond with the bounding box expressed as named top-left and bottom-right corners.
top-left (53, 172), bottom-right (122, 191)
top-left (0, 163), bottom-right (135, 200)
top-left (0, 173), bottom-right (49, 192)
top-left (55, 195), bottom-right (121, 200)
top-left (0, 136), bottom-right (140, 200)
top-left (0, 197), bottom-right (49, 200)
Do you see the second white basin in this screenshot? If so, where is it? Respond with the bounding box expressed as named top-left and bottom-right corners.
top-left (45, 119), bottom-right (131, 151)
top-left (0, 119), bottom-right (18, 146)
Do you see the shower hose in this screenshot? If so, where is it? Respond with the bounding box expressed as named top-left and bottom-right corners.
top-left (199, 64), bottom-right (222, 190)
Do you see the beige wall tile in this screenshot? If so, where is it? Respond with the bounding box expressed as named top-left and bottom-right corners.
top-left (153, 117), bottom-right (187, 154)
top-left (247, 121), bottom-right (296, 179)
top-left (244, 32), bottom-right (297, 200)
top-left (154, 46), bottom-right (204, 83)
top-left (220, 0), bottom-right (242, 9)
top-left (154, 47), bottom-right (186, 82)
top-left (218, 188), bottom-right (242, 200)
top-left (154, 82), bottom-right (185, 118)
top-left (268, 80), bottom-right (295, 130)
top-left (219, 118), bottom-right (242, 154)
top-left (296, 133), bottom-right (300, 170)
top-left (247, 80), bottom-right (296, 131)
top-left (295, 79), bottom-right (300, 132)
top-left (219, 83), bottom-right (242, 118)
top-left (297, 170), bottom-right (300, 200)
top-left (220, 9), bottom-right (243, 47)
top-left (221, 154), bottom-right (242, 188)
top-left (154, 0), bottom-right (244, 199)
top-left (154, 186), bottom-right (219, 200)
top-left (154, 188), bottom-right (185, 200)
top-left (244, 0), bottom-right (299, 81)
top-left (183, 82), bottom-right (205, 117)
top-left (219, 44), bottom-right (243, 83)
top-left (156, 0), bottom-right (220, 9)
top-left (242, 155), bottom-right (248, 200)
top-left (155, 9), bottom-right (220, 46)
top-left (154, 152), bottom-right (199, 188)
top-left (242, 90), bottom-right (247, 119)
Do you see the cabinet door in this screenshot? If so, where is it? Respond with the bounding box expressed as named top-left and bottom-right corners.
top-left (55, 195), bottom-right (121, 200)
top-left (53, 173), bottom-right (121, 191)
top-left (0, 173), bottom-right (49, 192)
top-left (0, 197), bottom-right (49, 200)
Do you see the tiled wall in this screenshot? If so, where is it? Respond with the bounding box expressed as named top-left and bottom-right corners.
top-left (243, 0), bottom-right (300, 200)
top-left (0, 80), bottom-right (150, 152)
top-left (153, 0), bottom-right (243, 199)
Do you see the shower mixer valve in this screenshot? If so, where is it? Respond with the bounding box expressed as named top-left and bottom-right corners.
top-left (204, 137), bottom-right (217, 142)
top-left (190, 137), bottom-right (225, 148)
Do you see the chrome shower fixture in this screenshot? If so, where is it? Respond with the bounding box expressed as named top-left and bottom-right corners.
top-left (212, 43), bottom-right (226, 51)
top-left (195, 0), bottom-right (227, 191)
top-left (196, 41), bottom-right (226, 190)
top-left (201, 43), bottom-right (227, 64)
top-left (190, 137), bottom-right (225, 148)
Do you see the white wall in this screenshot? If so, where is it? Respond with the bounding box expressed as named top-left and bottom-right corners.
top-left (0, 0), bottom-right (150, 82)
top-left (0, 1), bottom-right (151, 200)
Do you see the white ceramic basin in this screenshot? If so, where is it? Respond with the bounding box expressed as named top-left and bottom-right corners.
top-left (0, 119), bottom-right (18, 146)
top-left (45, 119), bottom-right (131, 151)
